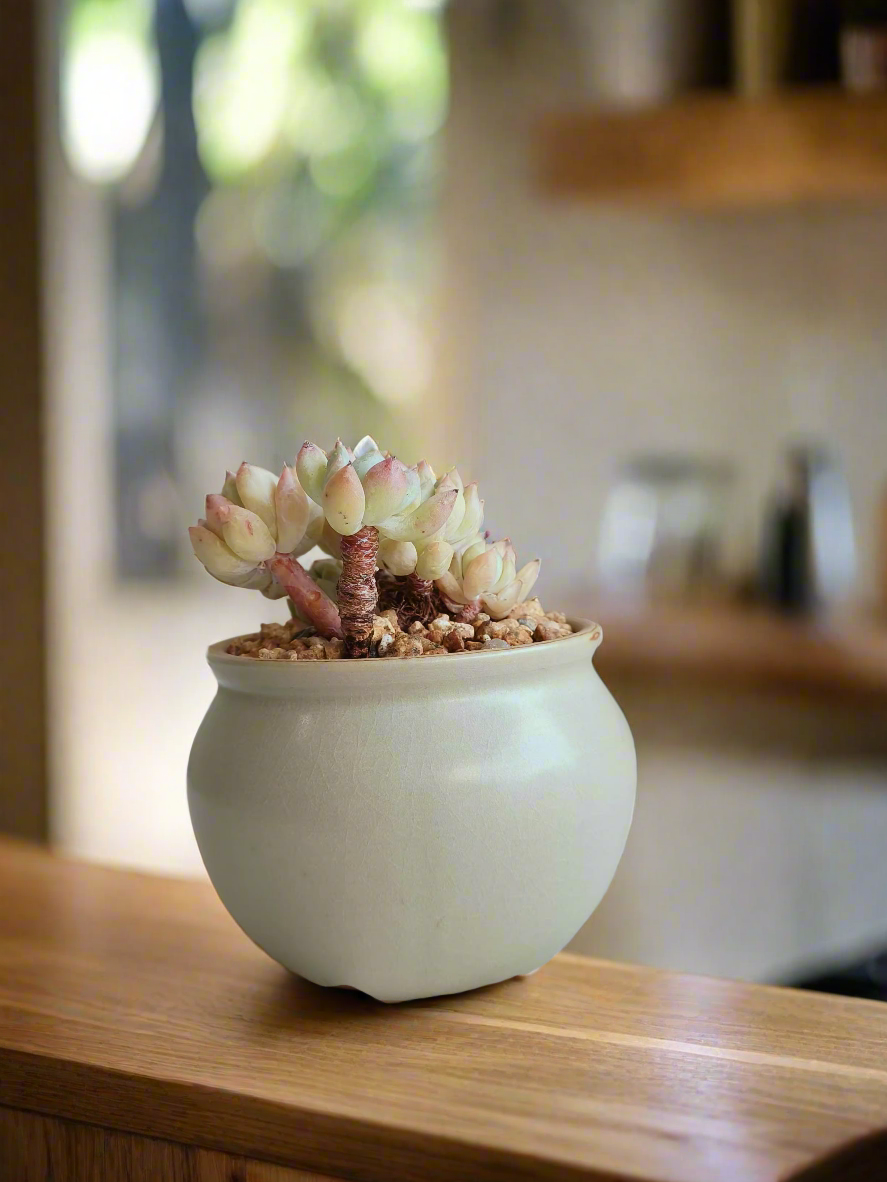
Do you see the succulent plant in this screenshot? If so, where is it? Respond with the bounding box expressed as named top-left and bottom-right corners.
top-left (295, 436), bottom-right (459, 543)
top-left (377, 464), bottom-right (484, 585)
top-left (190, 435), bottom-right (541, 656)
top-left (189, 463), bottom-right (343, 638)
top-left (295, 436), bottom-right (461, 655)
top-left (435, 537), bottom-right (541, 621)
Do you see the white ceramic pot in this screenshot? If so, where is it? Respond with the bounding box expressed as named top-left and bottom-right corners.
top-left (188, 620), bottom-right (636, 1002)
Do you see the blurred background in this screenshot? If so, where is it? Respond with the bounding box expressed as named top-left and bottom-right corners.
top-left (4, 0), bottom-right (887, 996)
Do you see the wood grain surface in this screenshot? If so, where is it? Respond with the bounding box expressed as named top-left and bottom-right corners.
top-left (0, 1106), bottom-right (339, 1182)
top-left (1, 838), bottom-right (886, 1182)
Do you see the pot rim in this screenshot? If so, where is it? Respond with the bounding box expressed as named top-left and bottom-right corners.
top-left (206, 617), bottom-right (603, 694)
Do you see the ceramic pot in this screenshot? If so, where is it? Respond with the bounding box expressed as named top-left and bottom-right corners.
top-left (187, 619), bottom-right (636, 1002)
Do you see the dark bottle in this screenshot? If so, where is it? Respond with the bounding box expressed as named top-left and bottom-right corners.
top-left (759, 445), bottom-right (856, 615)
top-left (760, 451), bottom-right (813, 614)
top-left (787, 0), bottom-right (841, 83)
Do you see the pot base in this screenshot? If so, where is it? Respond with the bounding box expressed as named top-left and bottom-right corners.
top-left (325, 965), bottom-right (545, 1004)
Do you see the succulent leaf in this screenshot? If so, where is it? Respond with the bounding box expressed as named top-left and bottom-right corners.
top-left (324, 439), bottom-right (354, 484)
top-left (379, 487), bottom-right (458, 542)
top-left (322, 462), bottom-right (366, 536)
top-left (361, 457), bottom-right (414, 527)
top-left (378, 538), bottom-right (418, 576)
top-left (221, 470), bottom-right (243, 506)
top-left (462, 546), bottom-right (503, 600)
top-left (235, 462), bottom-right (278, 534)
top-left (295, 442), bottom-right (328, 503)
top-left (414, 460), bottom-right (436, 500)
top-left (211, 498), bottom-right (276, 563)
top-left (415, 540), bottom-right (454, 581)
top-left (275, 465), bottom-right (311, 553)
top-left (516, 558), bottom-right (541, 599)
top-left (188, 524), bottom-right (257, 584)
top-left (353, 434), bottom-right (380, 460)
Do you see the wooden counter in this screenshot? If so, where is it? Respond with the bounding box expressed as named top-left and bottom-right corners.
top-left (1, 838), bottom-right (886, 1182)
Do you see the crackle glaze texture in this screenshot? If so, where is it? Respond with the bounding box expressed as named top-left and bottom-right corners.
top-left (187, 620), bottom-right (636, 1002)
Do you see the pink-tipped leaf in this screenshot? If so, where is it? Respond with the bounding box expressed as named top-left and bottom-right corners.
top-left (275, 464), bottom-right (311, 553)
top-left (322, 462), bottom-right (366, 536)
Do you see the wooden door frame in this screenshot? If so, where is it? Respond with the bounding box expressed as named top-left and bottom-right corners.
top-left (0, 2), bottom-right (48, 839)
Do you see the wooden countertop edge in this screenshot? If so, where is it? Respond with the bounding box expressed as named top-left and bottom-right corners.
top-left (0, 1046), bottom-right (623, 1182)
top-left (4, 841), bottom-right (887, 1182)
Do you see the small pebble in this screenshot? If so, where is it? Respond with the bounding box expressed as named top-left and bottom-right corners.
top-left (507, 597), bottom-right (545, 620)
top-left (371, 614), bottom-right (397, 644)
top-left (225, 592), bottom-right (572, 661)
top-left (376, 632), bottom-right (395, 656)
top-left (535, 618), bottom-right (569, 643)
top-left (506, 626), bottom-right (534, 646)
top-left (387, 635), bottom-right (424, 658)
top-left (477, 619), bottom-right (520, 641)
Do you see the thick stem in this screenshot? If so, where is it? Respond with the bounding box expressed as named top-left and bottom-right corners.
top-left (407, 571), bottom-right (435, 620)
top-left (375, 571), bottom-right (442, 628)
top-left (338, 526), bottom-right (379, 658)
top-left (268, 554), bottom-right (343, 639)
top-left (408, 572), bottom-right (433, 597)
top-left (453, 598), bottom-right (481, 623)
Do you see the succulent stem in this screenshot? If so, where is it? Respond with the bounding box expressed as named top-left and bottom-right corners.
top-left (268, 554), bottom-right (343, 639)
top-left (338, 526), bottom-right (379, 658)
top-left (407, 571), bottom-right (434, 612)
top-left (376, 571), bottom-right (441, 629)
top-left (454, 599), bottom-right (481, 623)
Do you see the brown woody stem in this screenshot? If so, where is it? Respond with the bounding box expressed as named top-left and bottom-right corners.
top-left (408, 572), bottom-right (433, 596)
top-left (407, 572), bottom-right (434, 618)
top-left (339, 526), bottom-right (379, 658)
top-left (268, 554), bottom-right (343, 639)
top-left (375, 571), bottom-right (441, 629)
top-left (454, 598), bottom-right (481, 623)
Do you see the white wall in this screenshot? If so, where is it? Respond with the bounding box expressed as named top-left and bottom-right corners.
top-left (445, 2), bottom-right (887, 604)
top-left (443, 1), bottom-right (887, 980)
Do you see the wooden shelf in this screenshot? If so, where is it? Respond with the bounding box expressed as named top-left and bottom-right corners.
top-left (3, 839), bottom-right (887, 1181)
top-left (537, 90), bottom-right (887, 208)
top-left (593, 603), bottom-right (887, 701)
